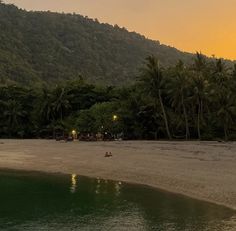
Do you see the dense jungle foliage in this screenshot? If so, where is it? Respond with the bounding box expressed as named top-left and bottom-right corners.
top-left (1, 53), bottom-right (236, 141)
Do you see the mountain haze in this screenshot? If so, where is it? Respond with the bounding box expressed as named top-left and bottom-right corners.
top-left (0, 2), bottom-right (197, 85)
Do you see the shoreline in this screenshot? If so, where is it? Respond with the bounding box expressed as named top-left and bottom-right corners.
top-left (0, 139), bottom-right (236, 211)
top-left (0, 166), bottom-right (235, 212)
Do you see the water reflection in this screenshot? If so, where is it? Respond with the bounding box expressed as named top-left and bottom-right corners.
top-left (115, 181), bottom-right (122, 196)
top-left (95, 177), bottom-right (101, 195)
top-left (94, 178), bottom-right (123, 197)
top-left (70, 174), bottom-right (77, 193)
top-left (0, 170), bottom-right (234, 231)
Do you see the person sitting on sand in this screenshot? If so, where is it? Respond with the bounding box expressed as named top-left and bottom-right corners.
top-left (105, 152), bottom-right (112, 157)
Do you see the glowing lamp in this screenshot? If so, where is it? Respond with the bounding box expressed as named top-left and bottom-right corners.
top-left (113, 115), bottom-right (118, 121)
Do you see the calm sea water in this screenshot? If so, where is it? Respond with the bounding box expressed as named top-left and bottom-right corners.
top-left (0, 170), bottom-right (235, 231)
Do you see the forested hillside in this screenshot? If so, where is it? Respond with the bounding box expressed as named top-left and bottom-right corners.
top-left (0, 2), bottom-right (195, 85)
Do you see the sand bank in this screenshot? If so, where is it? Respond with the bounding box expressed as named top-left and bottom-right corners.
top-left (0, 139), bottom-right (236, 211)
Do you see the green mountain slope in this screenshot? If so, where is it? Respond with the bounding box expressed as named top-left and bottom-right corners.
top-left (0, 2), bottom-right (198, 85)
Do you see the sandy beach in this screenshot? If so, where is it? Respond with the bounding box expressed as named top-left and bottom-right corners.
top-left (0, 139), bottom-right (236, 211)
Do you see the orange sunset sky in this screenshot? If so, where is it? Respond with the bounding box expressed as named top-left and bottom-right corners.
top-left (4, 0), bottom-right (236, 60)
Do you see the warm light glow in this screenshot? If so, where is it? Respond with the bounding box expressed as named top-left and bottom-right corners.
top-left (4, 0), bottom-right (236, 60)
top-left (115, 182), bottom-right (122, 196)
top-left (95, 178), bottom-right (101, 194)
top-left (72, 130), bottom-right (76, 135)
top-left (113, 115), bottom-right (118, 121)
top-left (70, 174), bottom-right (77, 193)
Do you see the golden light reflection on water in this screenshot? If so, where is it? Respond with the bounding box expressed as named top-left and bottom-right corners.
top-left (95, 177), bottom-right (101, 194)
top-left (95, 177), bottom-right (122, 195)
top-left (70, 174), bottom-right (77, 193)
top-left (115, 182), bottom-right (122, 196)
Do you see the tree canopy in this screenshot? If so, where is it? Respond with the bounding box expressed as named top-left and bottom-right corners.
top-left (0, 2), bottom-right (199, 86)
top-left (1, 54), bottom-right (236, 141)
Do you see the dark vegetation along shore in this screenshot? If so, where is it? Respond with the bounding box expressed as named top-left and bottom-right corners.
top-left (1, 53), bottom-right (236, 141)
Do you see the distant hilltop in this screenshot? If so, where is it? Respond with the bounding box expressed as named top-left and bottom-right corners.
top-left (0, 2), bottom-right (232, 86)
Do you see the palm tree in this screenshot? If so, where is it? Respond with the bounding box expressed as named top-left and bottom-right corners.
top-left (209, 59), bottom-right (235, 140)
top-left (194, 52), bottom-right (207, 72)
top-left (53, 86), bottom-right (71, 122)
top-left (216, 91), bottom-right (236, 141)
top-left (191, 53), bottom-right (208, 140)
top-left (232, 64), bottom-right (236, 78)
top-left (211, 59), bottom-right (229, 87)
top-left (52, 86), bottom-right (71, 137)
top-left (230, 64), bottom-right (236, 91)
top-left (140, 55), bottom-right (172, 139)
top-left (168, 60), bottom-right (190, 139)
top-left (4, 99), bottom-right (26, 137)
top-left (39, 88), bottom-right (54, 123)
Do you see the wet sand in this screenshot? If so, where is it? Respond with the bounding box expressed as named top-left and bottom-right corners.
top-left (0, 139), bottom-right (236, 211)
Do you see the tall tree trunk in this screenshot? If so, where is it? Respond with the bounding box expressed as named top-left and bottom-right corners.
top-left (158, 89), bottom-right (172, 140)
top-left (60, 108), bottom-right (63, 123)
top-left (197, 102), bottom-right (201, 140)
top-left (181, 94), bottom-right (190, 140)
top-left (53, 128), bottom-right (55, 140)
top-left (154, 132), bottom-right (158, 140)
top-left (224, 125), bottom-right (228, 141)
top-left (60, 108), bottom-right (65, 138)
top-left (154, 99), bottom-right (159, 140)
top-left (224, 123), bottom-right (228, 141)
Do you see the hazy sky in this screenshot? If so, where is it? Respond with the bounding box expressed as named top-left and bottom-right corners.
top-left (4, 0), bottom-right (236, 60)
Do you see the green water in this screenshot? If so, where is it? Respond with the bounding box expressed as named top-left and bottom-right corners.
top-left (0, 170), bottom-right (234, 231)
